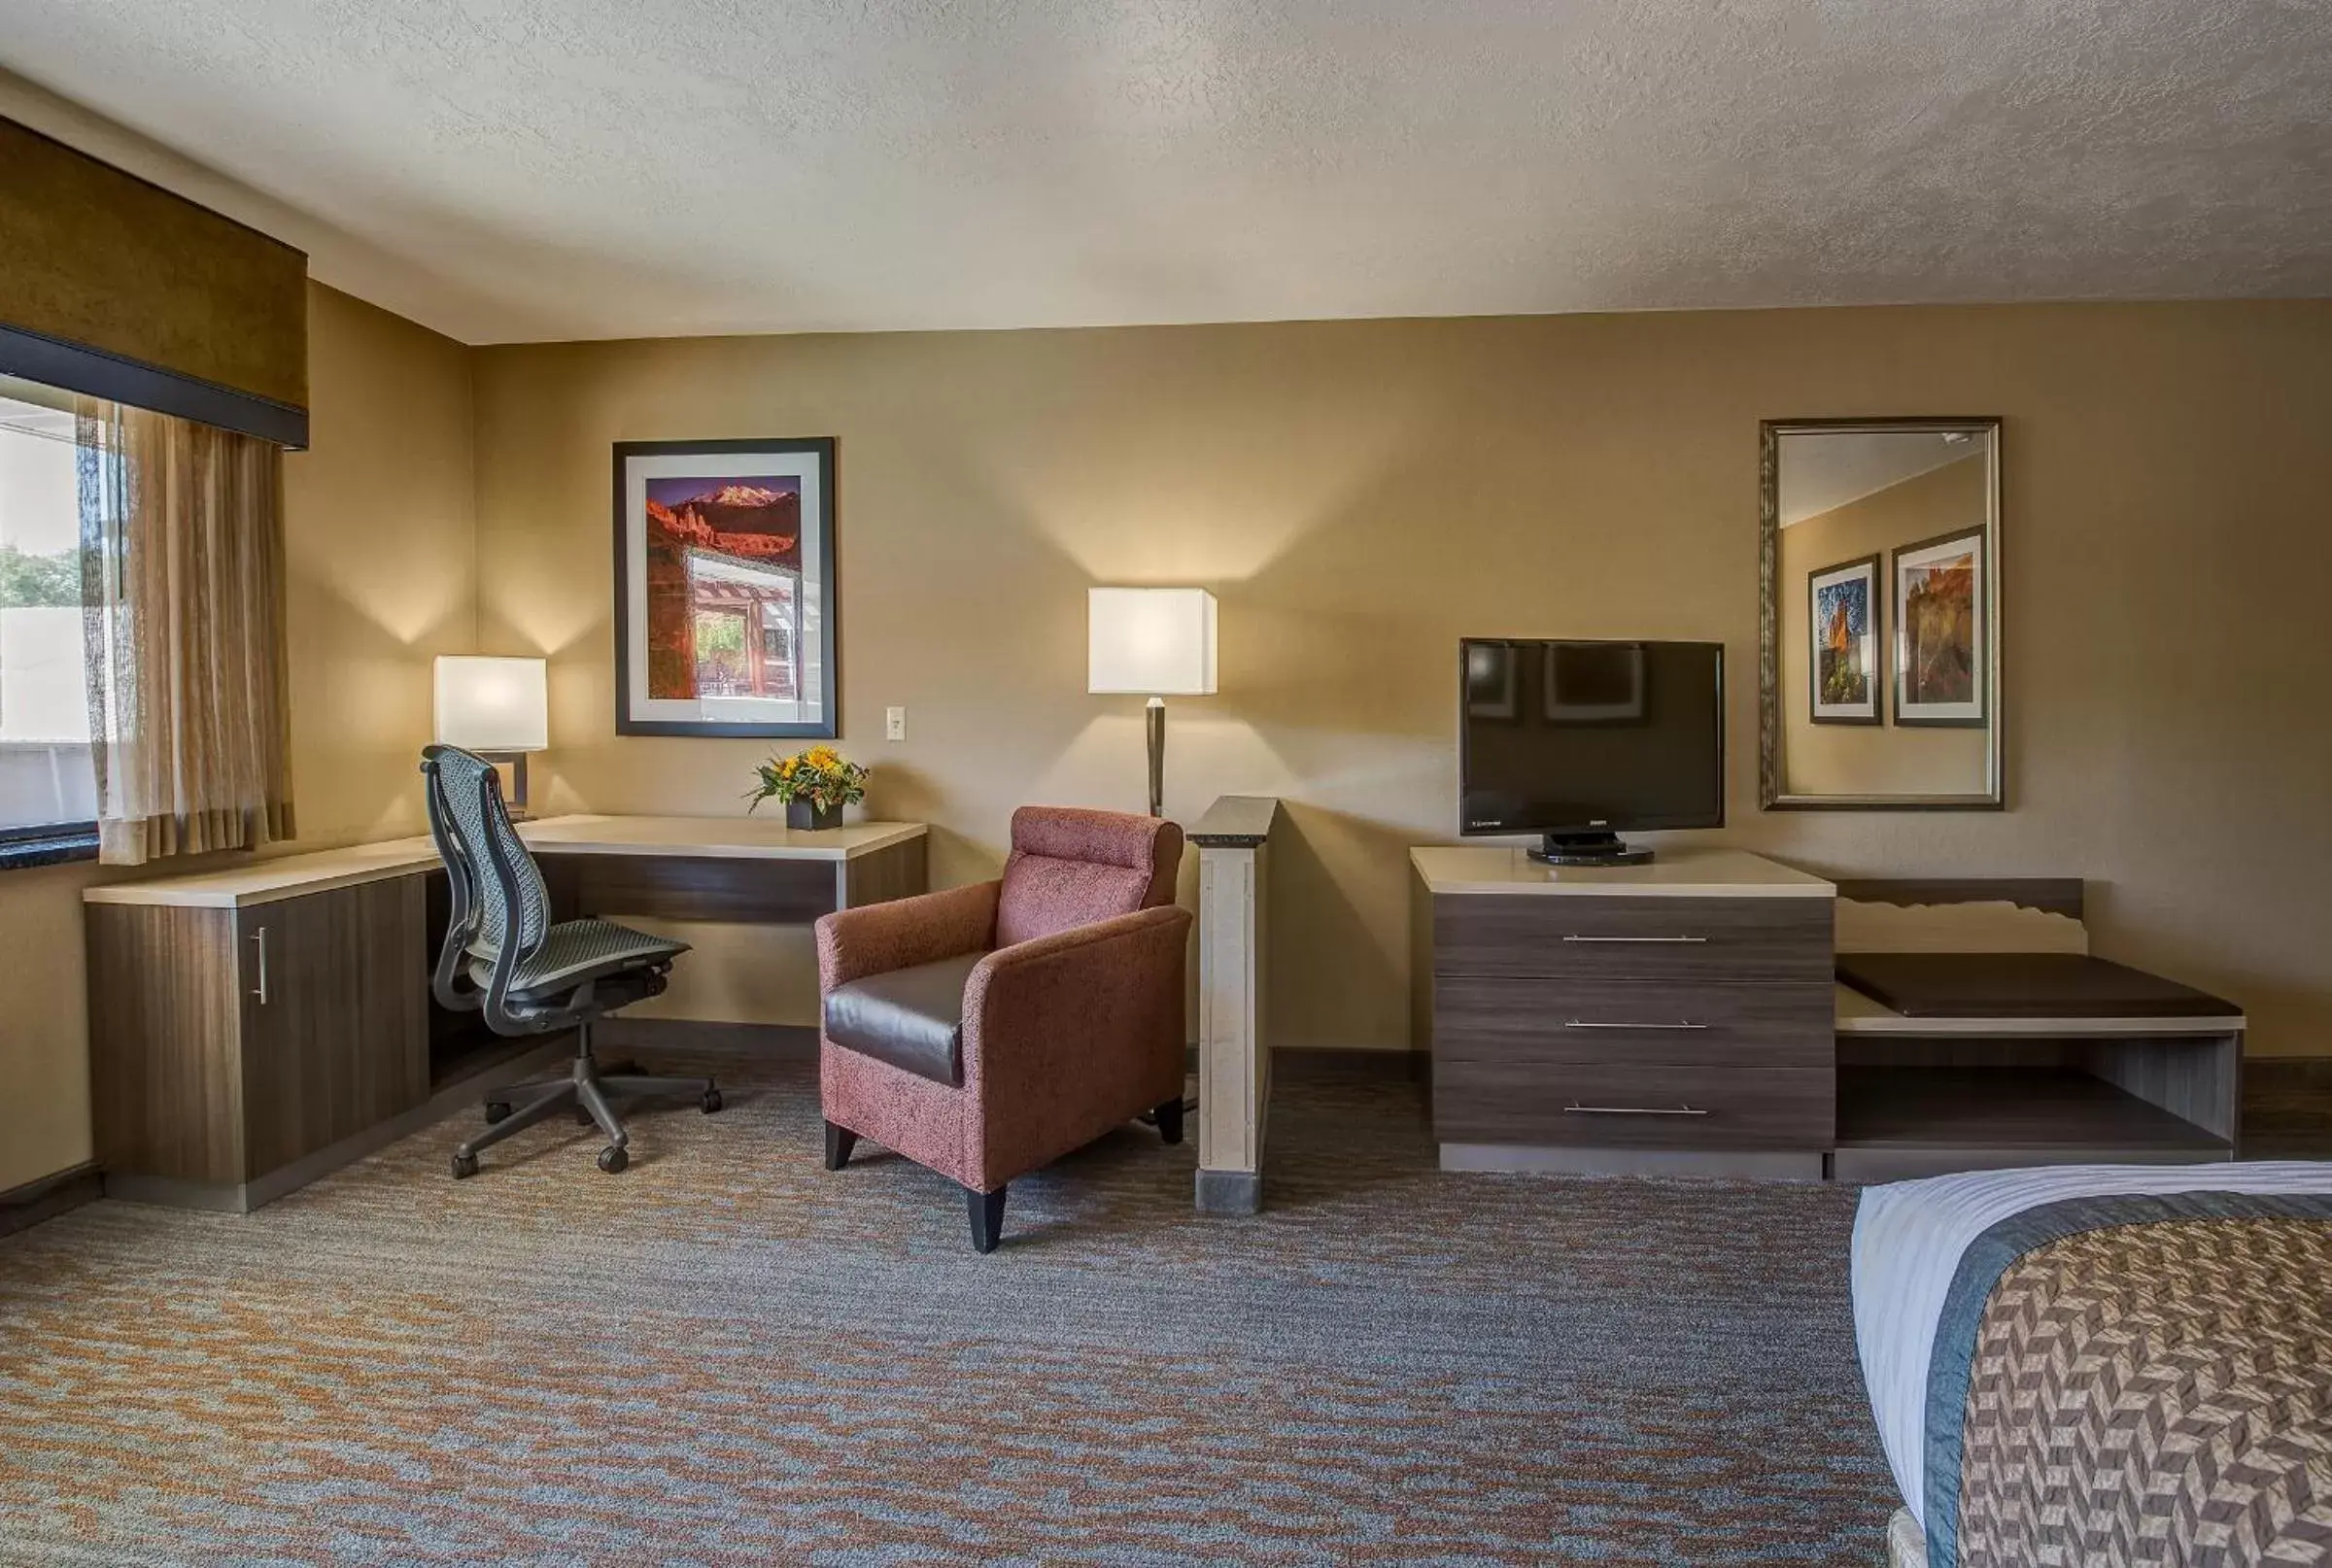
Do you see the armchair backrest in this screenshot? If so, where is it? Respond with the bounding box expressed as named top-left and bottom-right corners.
top-left (996, 805), bottom-right (1183, 947)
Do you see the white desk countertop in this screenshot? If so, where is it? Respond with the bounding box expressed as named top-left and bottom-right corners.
top-left (1409, 843), bottom-right (1834, 899)
top-left (82, 814), bottom-right (927, 909)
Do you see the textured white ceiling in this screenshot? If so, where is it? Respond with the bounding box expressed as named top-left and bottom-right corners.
top-left (4, 0), bottom-right (2328, 344)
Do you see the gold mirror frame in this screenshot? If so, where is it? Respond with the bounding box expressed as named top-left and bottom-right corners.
top-left (1758, 416), bottom-right (2005, 810)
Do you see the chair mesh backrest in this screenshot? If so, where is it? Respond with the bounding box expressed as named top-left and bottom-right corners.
top-left (424, 745), bottom-right (550, 960)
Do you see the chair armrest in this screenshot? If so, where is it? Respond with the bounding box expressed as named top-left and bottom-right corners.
top-left (962, 904), bottom-right (1192, 1098)
top-left (815, 880), bottom-right (1000, 992)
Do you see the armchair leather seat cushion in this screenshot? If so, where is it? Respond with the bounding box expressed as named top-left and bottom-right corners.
top-left (822, 950), bottom-right (985, 1086)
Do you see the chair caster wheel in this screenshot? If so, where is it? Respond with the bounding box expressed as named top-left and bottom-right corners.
top-left (701, 1088), bottom-right (723, 1114)
top-left (451, 1151), bottom-right (479, 1179)
top-left (597, 1144), bottom-right (629, 1175)
top-left (574, 1108), bottom-right (595, 1127)
top-left (483, 1101), bottom-right (511, 1125)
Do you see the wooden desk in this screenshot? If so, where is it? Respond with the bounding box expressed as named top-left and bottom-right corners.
top-left (84, 815), bottom-right (927, 1211)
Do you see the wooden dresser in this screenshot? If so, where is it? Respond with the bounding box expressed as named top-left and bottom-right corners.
top-left (1410, 845), bottom-right (1837, 1178)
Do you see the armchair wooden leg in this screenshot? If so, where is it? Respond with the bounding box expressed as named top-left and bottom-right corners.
top-left (823, 1121), bottom-right (859, 1171)
top-left (1154, 1097), bottom-right (1184, 1145)
top-left (966, 1184), bottom-right (1007, 1253)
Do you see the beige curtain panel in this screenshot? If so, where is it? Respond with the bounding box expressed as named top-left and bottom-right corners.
top-left (77, 401), bottom-right (295, 867)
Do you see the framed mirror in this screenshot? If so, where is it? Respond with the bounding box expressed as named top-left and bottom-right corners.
top-left (1760, 417), bottom-right (2003, 809)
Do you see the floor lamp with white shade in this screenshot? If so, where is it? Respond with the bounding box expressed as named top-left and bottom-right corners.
top-left (1086, 587), bottom-right (1217, 818)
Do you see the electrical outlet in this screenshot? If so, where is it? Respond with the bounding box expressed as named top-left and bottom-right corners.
top-left (885, 705), bottom-right (907, 741)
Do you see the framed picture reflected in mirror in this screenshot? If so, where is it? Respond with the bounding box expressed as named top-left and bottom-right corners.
top-left (1807, 553), bottom-right (1881, 726)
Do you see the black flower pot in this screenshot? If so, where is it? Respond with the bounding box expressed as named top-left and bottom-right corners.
top-left (786, 799), bottom-right (843, 832)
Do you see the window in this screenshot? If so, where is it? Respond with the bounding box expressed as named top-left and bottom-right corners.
top-left (0, 376), bottom-right (97, 855)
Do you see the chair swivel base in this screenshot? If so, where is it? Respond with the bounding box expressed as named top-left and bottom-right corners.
top-left (453, 1037), bottom-right (719, 1177)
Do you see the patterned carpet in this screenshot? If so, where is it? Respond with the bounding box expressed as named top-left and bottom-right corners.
top-left (0, 1052), bottom-right (1896, 1565)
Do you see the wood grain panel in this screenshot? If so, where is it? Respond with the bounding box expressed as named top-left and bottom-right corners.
top-left (1433, 1059), bottom-right (1832, 1148)
top-left (86, 903), bottom-right (245, 1184)
top-left (236, 877), bottom-right (429, 1179)
top-left (1432, 895), bottom-right (1832, 982)
top-left (1834, 1035), bottom-right (2243, 1147)
top-left (543, 852), bottom-right (839, 923)
top-left (1835, 1066), bottom-right (2224, 1151)
top-left (842, 836), bottom-right (929, 908)
top-left (1433, 975), bottom-right (1834, 1068)
top-left (1409, 866), bottom-right (1436, 1052)
top-left (2089, 1033), bottom-right (2243, 1143)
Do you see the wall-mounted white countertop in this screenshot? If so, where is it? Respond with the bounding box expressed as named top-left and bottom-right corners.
top-left (518, 815), bottom-right (924, 861)
top-left (1409, 844), bottom-right (1835, 899)
top-left (82, 815), bottom-right (928, 909)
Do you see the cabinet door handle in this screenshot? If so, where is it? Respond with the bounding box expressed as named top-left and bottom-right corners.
top-left (250, 928), bottom-right (269, 1005)
top-left (1563, 1103), bottom-right (1709, 1116)
top-left (1563, 1019), bottom-right (1708, 1031)
top-left (1560, 935), bottom-right (1708, 944)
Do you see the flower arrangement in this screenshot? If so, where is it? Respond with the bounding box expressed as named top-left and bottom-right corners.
top-left (746, 744), bottom-right (869, 829)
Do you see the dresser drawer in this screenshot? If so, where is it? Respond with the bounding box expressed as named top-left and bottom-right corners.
top-left (1433, 1059), bottom-right (1833, 1149)
top-left (1432, 895), bottom-right (1832, 982)
top-left (1432, 975), bottom-right (1834, 1068)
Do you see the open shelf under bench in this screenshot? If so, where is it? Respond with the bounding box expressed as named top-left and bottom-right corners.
top-left (1835, 1064), bottom-right (2232, 1182)
top-left (1830, 971), bottom-right (2245, 1182)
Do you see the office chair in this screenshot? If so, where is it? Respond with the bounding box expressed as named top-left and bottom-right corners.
top-left (421, 744), bottom-right (721, 1177)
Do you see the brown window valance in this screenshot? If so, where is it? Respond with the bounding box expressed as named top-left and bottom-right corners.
top-left (0, 116), bottom-right (307, 448)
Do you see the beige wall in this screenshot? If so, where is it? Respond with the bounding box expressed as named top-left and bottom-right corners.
top-left (10, 293), bottom-right (2329, 1192)
top-left (1778, 454), bottom-right (1992, 796)
top-left (0, 281), bottom-right (475, 1191)
top-left (472, 300), bottom-right (2332, 1061)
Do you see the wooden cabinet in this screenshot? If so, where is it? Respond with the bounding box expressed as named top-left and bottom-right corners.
top-left (1411, 846), bottom-right (1837, 1178)
top-left (88, 876), bottom-right (428, 1209)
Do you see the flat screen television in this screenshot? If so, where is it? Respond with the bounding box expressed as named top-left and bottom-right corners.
top-left (1458, 638), bottom-right (1725, 865)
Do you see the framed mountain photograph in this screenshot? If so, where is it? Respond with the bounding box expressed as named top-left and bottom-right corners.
top-left (1892, 527), bottom-right (1985, 727)
top-left (613, 438), bottom-right (838, 737)
top-left (1807, 554), bottom-right (1880, 725)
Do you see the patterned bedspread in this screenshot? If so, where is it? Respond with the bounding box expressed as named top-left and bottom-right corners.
top-left (1934, 1196), bottom-right (2332, 1566)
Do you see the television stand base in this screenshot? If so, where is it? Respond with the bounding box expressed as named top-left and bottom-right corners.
top-left (1526, 832), bottom-right (1653, 868)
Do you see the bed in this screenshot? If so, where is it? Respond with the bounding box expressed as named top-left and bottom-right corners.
top-left (1853, 1162), bottom-right (2332, 1566)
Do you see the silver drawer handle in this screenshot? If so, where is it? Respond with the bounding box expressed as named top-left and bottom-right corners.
top-left (1564, 1103), bottom-right (1709, 1116)
top-left (1561, 935), bottom-right (1708, 944)
top-left (1563, 1019), bottom-right (1708, 1031)
top-left (250, 928), bottom-right (269, 1005)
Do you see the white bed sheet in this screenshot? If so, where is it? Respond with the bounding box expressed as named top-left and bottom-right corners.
top-left (1851, 1160), bottom-right (2332, 1528)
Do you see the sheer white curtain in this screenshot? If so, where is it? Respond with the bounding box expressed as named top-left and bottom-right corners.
top-left (77, 400), bottom-right (294, 866)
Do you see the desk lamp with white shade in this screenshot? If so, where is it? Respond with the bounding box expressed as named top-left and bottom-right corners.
top-left (433, 656), bottom-right (549, 815)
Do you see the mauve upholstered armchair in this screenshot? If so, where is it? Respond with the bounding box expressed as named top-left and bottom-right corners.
top-left (814, 805), bottom-right (1191, 1251)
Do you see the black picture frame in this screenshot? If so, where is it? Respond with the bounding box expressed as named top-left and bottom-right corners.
top-left (1806, 552), bottom-right (1882, 726)
top-left (612, 437), bottom-right (839, 739)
